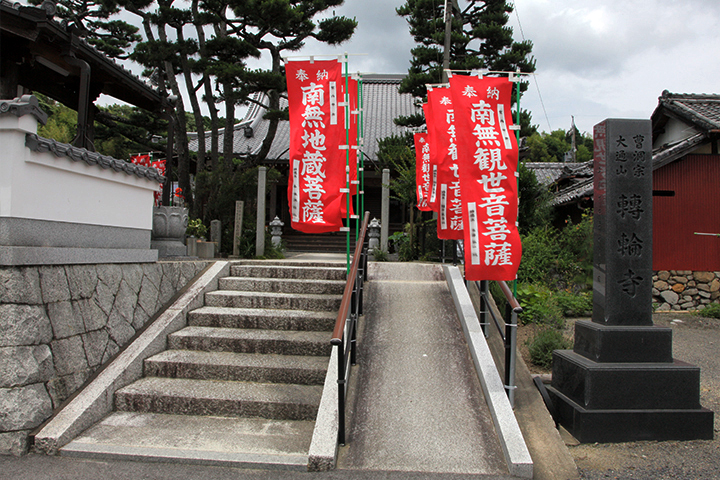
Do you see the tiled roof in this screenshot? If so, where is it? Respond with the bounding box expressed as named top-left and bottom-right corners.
top-left (653, 91), bottom-right (720, 132)
top-left (188, 74), bottom-right (421, 161)
top-left (524, 161), bottom-right (592, 186)
top-left (25, 134), bottom-right (165, 183)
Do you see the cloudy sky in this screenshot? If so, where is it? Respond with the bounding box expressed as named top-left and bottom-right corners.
top-left (295, 0), bottom-right (720, 135)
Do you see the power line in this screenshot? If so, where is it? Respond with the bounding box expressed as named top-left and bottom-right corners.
top-left (512, 0), bottom-right (552, 132)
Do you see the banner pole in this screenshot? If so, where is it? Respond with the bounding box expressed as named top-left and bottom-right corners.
top-left (360, 76), bottom-right (365, 221)
top-left (513, 71), bottom-right (521, 297)
top-left (357, 74), bottom-right (364, 242)
top-left (344, 54), bottom-right (351, 274)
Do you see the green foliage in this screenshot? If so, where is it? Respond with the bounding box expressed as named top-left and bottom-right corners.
top-left (29, 0), bottom-right (141, 59)
top-left (35, 94), bottom-right (76, 144)
top-left (397, 0), bottom-right (535, 97)
top-left (196, 166), bottom-right (281, 256)
top-left (517, 284), bottom-right (564, 327)
top-left (696, 303), bottom-right (720, 319)
top-left (528, 329), bottom-right (572, 369)
top-left (388, 230), bottom-right (414, 262)
top-left (525, 129), bottom-right (594, 163)
top-left (396, 0), bottom-right (536, 132)
top-left (376, 133), bottom-right (417, 206)
top-left (517, 212), bottom-right (593, 289)
top-left (489, 280), bottom-right (508, 314)
top-left (518, 161), bottom-right (552, 235)
top-left (555, 290), bottom-right (593, 317)
top-left (186, 219), bottom-right (208, 238)
top-left (372, 248), bottom-right (389, 262)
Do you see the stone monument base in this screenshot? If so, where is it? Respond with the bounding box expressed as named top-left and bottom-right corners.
top-left (548, 384), bottom-right (714, 443)
top-left (549, 321), bottom-right (714, 443)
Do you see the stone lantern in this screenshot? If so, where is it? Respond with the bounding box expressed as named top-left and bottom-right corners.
top-left (269, 216), bottom-right (284, 247)
top-left (368, 218), bottom-right (381, 250)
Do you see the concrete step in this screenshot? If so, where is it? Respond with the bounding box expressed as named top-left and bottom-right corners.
top-left (234, 260), bottom-right (346, 268)
top-left (188, 306), bottom-right (336, 332)
top-left (230, 264), bottom-right (347, 281)
top-left (205, 290), bottom-right (343, 311)
top-left (115, 377), bottom-right (322, 421)
top-left (144, 350), bottom-right (328, 385)
top-left (218, 277), bottom-right (346, 295)
top-left (61, 411), bottom-right (313, 470)
top-left (168, 326), bottom-right (332, 357)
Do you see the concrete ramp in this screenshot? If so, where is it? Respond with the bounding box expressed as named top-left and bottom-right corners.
top-left (337, 262), bottom-right (512, 476)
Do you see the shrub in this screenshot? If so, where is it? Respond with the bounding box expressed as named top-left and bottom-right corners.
top-left (373, 248), bottom-right (389, 262)
top-left (555, 290), bottom-right (593, 317)
top-left (517, 212), bottom-right (593, 290)
top-left (388, 229), bottom-right (414, 262)
top-left (186, 218), bottom-right (208, 239)
top-left (696, 303), bottom-right (720, 319)
top-left (528, 329), bottom-right (572, 369)
top-left (517, 284), bottom-right (564, 327)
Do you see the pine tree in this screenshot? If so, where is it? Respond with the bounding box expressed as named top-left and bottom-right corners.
top-left (29, 0), bottom-right (143, 59)
top-left (396, 0), bottom-right (536, 129)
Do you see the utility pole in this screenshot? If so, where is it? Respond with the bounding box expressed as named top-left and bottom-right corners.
top-left (442, 0), bottom-right (453, 83)
top-left (570, 115), bottom-right (577, 162)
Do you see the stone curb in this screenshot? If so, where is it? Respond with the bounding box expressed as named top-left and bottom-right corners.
top-left (307, 344), bottom-right (339, 471)
top-left (443, 265), bottom-right (533, 479)
top-left (32, 261), bottom-right (230, 455)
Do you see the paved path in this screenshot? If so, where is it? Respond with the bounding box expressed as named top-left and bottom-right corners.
top-left (337, 262), bottom-right (510, 476)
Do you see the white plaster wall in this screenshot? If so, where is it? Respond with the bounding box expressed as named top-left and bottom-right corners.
top-left (654, 117), bottom-right (702, 148)
top-left (0, 115), bottom-right (159, 231)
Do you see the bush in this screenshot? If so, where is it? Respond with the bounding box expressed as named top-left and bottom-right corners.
top-left (517, 284), bottom-right (564, 327)
top-left (186, 218), bottom-right (207, 238)
top-left (555, 290), bottom-right (593, 317)
top-left (696, 303), bottom-right (720, 319)
top-left (372, 248), bottom-right (389, 262)
top-left (528, 329), bottom-right (572, 369)
top-left (388, 229), bottom-right (414, 262)
top-left (517, 212), bottom-right (593, 290)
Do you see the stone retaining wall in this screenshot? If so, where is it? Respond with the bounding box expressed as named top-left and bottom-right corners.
top-left (652, 270), bottom-right (720, 311)
top-left (0, 261), bottom-right (210, 455)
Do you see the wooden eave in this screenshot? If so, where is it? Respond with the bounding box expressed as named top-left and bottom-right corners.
top-left (1, 2), bottom-right (167, 113)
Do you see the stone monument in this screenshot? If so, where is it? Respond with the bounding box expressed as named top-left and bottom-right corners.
top-left (547, 119), bottom-right (714, 442)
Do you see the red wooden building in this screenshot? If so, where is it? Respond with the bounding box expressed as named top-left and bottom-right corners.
top-left (651, 91), bottom-right (720, 271)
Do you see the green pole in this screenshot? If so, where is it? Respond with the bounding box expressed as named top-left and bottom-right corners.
top-left (513, 73), bottom-right (521, 297)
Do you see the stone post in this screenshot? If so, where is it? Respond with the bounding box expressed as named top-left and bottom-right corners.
top-left (232, 201), bottom-right (244, 258)
top-left (256, 167), bottom-right (267, 257)
top-left (548, 119), bottom-right (714, 443)
top-left (210, 220), bottom-right (221, 254)
top-left (381, 168), bottom-right (390, 252)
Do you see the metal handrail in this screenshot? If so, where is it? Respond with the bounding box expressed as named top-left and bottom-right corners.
top-left (476, 280), bottom-right (523, 407)
top-left (331, 211), bottom-right (370, 445)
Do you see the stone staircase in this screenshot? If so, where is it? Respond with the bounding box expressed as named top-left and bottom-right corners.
top-left (60, 261), bottom-right (346, 470)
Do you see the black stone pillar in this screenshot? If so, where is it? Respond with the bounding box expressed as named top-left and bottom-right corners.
top-left (548, 119), bottom-right (714, 443)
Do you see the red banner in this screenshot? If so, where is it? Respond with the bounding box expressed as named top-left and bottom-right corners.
top-left (286, 60), bottom-right (346, 233)
top-left (422, 104), bottom-right (439, 212)
top-left (413, 132), bottom-right (432, 211)
top-left (345, 76), bottom-right (359, 197)
top-left (449, 74), bottom-right (521, 281)
top-left (426, 86), bottom-right (462, 239)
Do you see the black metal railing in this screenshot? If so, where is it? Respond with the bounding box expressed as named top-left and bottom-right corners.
top-left (476, 280), bottom-right (523, 407)
top-left (331, 211), bottom-right (370, 445)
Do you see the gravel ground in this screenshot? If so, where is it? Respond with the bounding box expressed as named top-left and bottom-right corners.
top-left (567, 312), bottom-right (720, 480)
